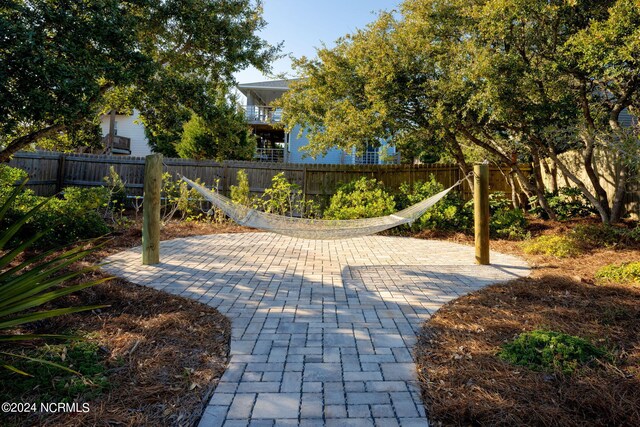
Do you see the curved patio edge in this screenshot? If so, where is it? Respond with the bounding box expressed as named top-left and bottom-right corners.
top-left (102, 233), bottom-right (529, 426)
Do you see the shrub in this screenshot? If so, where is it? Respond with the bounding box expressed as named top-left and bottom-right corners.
top-left (257, 172), bottom-right (318, 218)
top-left (491, 208), bottom-right (529, 240)
top-left (498, 330), bottom-right (607, 374)
top-left (530, 187), bottom-right (596, 220)
top-left (161, 173), bottom-right (218, 222)
top-left (324, 177), bottom-right (395, 220)
top-left (595, 262), bottom-right (640, 284)
top-left (230, 169), bottom-right (251, 207)
top-left (521, 235), bottom-right (582, 257)
top-left (0, 181), bottom-right (108, 377)
top-left (570, 224), bottom-right (625, 249)
top-left (395, 177), bottom-right (472, 231)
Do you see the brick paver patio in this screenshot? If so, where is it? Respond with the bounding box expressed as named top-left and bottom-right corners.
top-left (103, 232), bottom-right (529, 427)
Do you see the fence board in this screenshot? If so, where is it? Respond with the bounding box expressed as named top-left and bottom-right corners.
top-left (8, 151), bottom-right (537, 205)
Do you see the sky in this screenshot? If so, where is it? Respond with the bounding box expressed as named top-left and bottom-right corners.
top-left (234, 0), bottom-right (402, 85)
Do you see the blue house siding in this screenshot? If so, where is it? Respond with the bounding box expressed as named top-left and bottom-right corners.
top-left (287, 125), bottom-right (346, 164)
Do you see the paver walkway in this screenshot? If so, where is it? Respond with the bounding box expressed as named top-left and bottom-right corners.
top-left (103, 233), bottom-right (529, 427)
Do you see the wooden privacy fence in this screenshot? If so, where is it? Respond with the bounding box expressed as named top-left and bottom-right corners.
top-left (10, 151), bottom-right (525, 201)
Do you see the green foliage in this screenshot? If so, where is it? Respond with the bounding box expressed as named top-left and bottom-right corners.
top-left (595, 262), bottom-right (640, 284)
top-left (258, 173), bottom-right (318, 218)
top-left (324, 177), bottom-right (395, 220)
top-left (498, 330), bottom-right (607, 375)
top-left (230, 170), bottom-right (251, 207)
top-left (0, 180), bottom-right (108, 357)
top-left (174, 105), bottom-right (255, 161)
top-left (530, 187), bottom-right (596, 220)
top-left (570, 224), bottom-right (629, 249)
top-left (396, 177), bottom-right (472, 232)
top-left (1, 0), bottom-right (278, 160)
top-left (278, 0), bottom-right (640, 223)
top-left (491, 208), bottom-right (529, 240)
top-left (0, 339), bottom-right (108, 403)
top-left (521, 235), bottom-right (582, 258)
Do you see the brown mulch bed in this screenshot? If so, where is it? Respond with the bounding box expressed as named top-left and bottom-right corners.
top-left (3, 221), bottom-right (249, 427)
top-left (415, 221), bottom-right (640, 426)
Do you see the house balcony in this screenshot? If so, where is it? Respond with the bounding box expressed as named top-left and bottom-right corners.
top-left (254, 147), bottom-right (285, 163)
top-left (244, 105), bottom-right (283, 125)
top-left (102, 134), bottom-right (131, 154)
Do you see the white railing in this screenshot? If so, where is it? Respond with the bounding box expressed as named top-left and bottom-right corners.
top-left (244, 105), bottom-right (283, 124)
top-left (354, 151), bottom-right (380, 165)
top-left (254, 148), bottom-right (285, 163)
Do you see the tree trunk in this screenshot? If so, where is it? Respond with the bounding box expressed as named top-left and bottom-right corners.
top-left (0, 124), bottom-right (65, 163)
top-left (581, 132), bottom-right (612, 219)
top-left (457, 126), bottom-right (556, 218)
top-left (446, 134), bottom-right (474, 190)
top-left (611, 164), bottom-right (628, 223)
top-left (546, 147), bottom-right (611, 223)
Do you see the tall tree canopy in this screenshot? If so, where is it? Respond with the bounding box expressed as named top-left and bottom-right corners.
top-left (0, 0), bottom-right (279, 161)
top-left (279, 0), bottom-right (640, 223)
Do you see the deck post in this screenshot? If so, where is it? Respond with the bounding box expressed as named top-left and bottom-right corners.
top-left (474, 163), bottom-right (490, 265)
top-left (142, 153), bottom-right (162, 265)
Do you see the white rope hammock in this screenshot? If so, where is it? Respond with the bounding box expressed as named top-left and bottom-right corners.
top-left (181, 175), bottom-right (468, 240)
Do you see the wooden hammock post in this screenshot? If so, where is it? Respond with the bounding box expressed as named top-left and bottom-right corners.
top-left (142, 153), bottom-right (162, 265)
top-left (474, 163), bottom-right (490, 265)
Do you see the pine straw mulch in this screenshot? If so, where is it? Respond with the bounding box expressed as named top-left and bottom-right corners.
top-left (3, 221), bottom-right (251, 427)
top-left (414, 220), bottom-right (640, 427)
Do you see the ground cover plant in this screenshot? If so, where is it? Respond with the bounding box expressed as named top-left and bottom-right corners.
top-left (596, 262), bottom-right (640, 284)
top-left (0, 217), bottom-right (243, 426)
top-left (415, 219), bottom-right (640, 426)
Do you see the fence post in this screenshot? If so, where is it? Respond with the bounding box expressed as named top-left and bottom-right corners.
top-left (474, 163), bottom-right (490, 265)
top-left (142, 153), bottom-right (162, 265)
top-left (55, 153), bottom-right (66, 193)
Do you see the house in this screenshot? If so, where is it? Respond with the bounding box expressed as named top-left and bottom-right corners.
top-left (99, 109), bottom-right (152, 157)
top-left (237, 79), bottom-right (399, 164)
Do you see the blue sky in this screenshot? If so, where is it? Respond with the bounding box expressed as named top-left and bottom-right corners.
top-left (234, 0), bottom-right (401, 85)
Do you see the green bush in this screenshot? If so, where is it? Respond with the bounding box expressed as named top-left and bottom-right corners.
top-left (395, 177), bottom-right (472, 231)
top-left (324, 177), bottom-right (395, 220)
top-left (595, 262), bottom-right (640, 284)
top-left (571, 223), bottom-right (630, 249)
top-left (491, 208), bottom-right (529, 240)
top-left (530, 187), bottom-right (596, 220)
top-left (230, 169), bottom-right (251, 207)
top-left (255, 172), bottom-right (318, 218)
top-left (498, 330), bottom-right (607, 374)
top-left (521, 235), bottom-right (582, 257)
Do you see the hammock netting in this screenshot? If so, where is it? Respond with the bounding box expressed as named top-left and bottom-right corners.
top-left (182, 176), bottom-right (461, 240)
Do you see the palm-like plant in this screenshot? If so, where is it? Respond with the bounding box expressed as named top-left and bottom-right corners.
top-left (0, 180), bottom-right (110, 374)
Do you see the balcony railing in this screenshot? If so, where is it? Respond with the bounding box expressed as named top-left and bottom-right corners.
top-left (354, 151), bottom-right (380, 165)
top-left (254, 148), bottom-right (285, 163)
top-left (102, 134), bottom-right (131, 154)
top-left (244, 105), bottom-right (283, 124)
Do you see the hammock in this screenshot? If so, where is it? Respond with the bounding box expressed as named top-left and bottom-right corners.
top-left (181, 175), bottom-right (465, 240)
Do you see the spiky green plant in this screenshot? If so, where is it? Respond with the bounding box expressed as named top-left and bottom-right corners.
top-left (0, 180), bottom-right (110, 374)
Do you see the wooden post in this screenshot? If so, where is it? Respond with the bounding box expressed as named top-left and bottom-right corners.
top-left (107, 110), bottom-right (116, 154)
top-left (142, 153), bottom-right (162, 265)
top-left (474, 163), bottom-right (490, 265)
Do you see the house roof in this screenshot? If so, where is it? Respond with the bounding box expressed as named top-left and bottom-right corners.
top-left (237, 79), bottom-right (294, 91)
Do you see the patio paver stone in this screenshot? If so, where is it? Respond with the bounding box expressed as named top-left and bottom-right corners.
top-left (103, 232), bottom-right (529, 426)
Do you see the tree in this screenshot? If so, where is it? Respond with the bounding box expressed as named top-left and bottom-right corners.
top-left (0, 0), bottom-right (278, 162)
top-left (176, 98), bottom-right (255, 161)
top-left (279, 0), bottom-right (639, 223)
